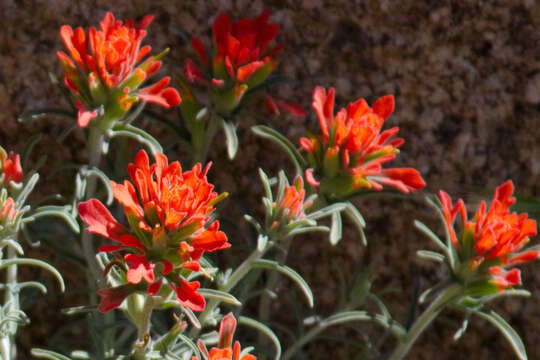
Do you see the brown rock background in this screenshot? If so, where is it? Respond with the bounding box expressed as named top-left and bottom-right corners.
top-left (1, 0), bottom-right (540, 359)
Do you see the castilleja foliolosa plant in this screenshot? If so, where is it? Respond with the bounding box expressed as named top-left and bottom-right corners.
top-left (4, 8), bottom-right (538, 360)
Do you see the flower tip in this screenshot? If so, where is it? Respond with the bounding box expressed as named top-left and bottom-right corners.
top-left (373, 94), bottom-right (395, 120)
top-left (305, 168), bottom-right (320, 187)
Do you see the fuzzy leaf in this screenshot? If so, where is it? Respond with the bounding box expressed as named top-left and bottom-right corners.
top-left (475, 310), bottom-right (527, 360)
top-left (27, 205), bottom-right (80, 233)
top-left (108, 124), bottom-right (163, 156)
top-left (221, 119), bottom-right (239, 159)
top-left (252, 125), bottom-right (306, 175)
top-left (252, 259), bottom-right (313, 307)
top-left (239, 316), bottom-right (281, 360)
top-left (330, 211), bottom-right (342, 245)
top-left (198, 289), bottom-right (242, 306)
top-left (31, 349), bottom-right (72, 360)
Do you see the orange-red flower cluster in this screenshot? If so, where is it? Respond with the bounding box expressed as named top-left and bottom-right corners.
top-left (58, 12), bottom-right (181, 127)
top-left (78, 150), bottom-right (229, 312)
top-left (183, 9), bottom-right (303, 117)
top-left (0, 150), bottom-right (23, 186)
top-left (300, 87), bottom-right (425, 200)
top-left (273, 175), bottom-right (311, 225)
top-left (0, 197), bottom-right (17, 226)
top-left (439, 181), bottom-right (538, 291)
top-left (192, 313), bottom-right (256, 360)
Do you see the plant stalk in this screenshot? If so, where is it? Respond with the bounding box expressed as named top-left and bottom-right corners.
top-left (388, 282), bottom-right (463, 360)
top-left (2, 246), bottom-right (19, 359)
top-left (81, 126), bottom-right (116, 354)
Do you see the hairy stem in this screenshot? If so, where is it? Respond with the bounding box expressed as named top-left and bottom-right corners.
top-left (2, 246), bottom-right (19, 359)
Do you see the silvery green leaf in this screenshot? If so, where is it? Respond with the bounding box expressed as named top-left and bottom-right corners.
top-left (220, 119), bottom-right (239, 159)
top-left (251, 259), bottom-right (313, 307)
top-left (0, 258), bottom-right (64, 292)
top-left (239, 316), bottom-right (281, 360)
top-left (198, 289), bottom-right (241, 306)
top-left (27, 205), bottom-right (80, 233)
top-left (414, 220), bottom-right (447, 252)
top-left (416, 250), bottom-right (445, 262)
top-left (31, 349), bottom-right (72, 360)
top-left (475, 310), bottom-right (527, 360)
top-left (108, 124), bottom-right (163, 155)
top-left (252, 125), bottom-right (306, 175)
top-left (329, 211), bottom-right (342, 245)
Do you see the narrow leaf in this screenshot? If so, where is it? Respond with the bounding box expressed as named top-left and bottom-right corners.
top-left (416, 250), bottom-right (445, 262)
top-left (18, 108), bottom-right (75, 123)
top-left (108, 124), bottom-right (163, 155)
top-left (306, 203), bottom-right (348, 220)
top-left (198, 288), bottom-right (242, 306)
top-left (475, 310), bottom-right (527, 360)
top-left (258, 169), bottom-right (273, 203)
top-left (251, 259), bottom-right (313, 307)
top-left (15, 173), bottom-right (39, 206)
top-left (81, 167), bottom-right (113, 205)
top-left (176, 333), bottom-right (200, 357)
top-left (325, 311), bottom-right (371, 326)
top-left (414, 220), bottom-right (447, 252)
top-left (252, 125), bottom-right (306, 175)
top-left (239, 316), bottom-right (281, 360)
top-left (27, 205), bottom-right (80, 233)
top-left (343, 202), bottom-right (367, 245)
top-left (0, 258), bottom-right (65, 292)
top-left (330, 211), bottom-right (342, 245)
top-left (220, 119), bottom-right (239, 159)
top-left (21, 134), bottom-right (43, 168)
top-left (31, 349), bottom-right (72, 360)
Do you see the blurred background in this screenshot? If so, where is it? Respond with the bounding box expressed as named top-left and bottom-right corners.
top-left (1, 0), bottom-right (539, 359)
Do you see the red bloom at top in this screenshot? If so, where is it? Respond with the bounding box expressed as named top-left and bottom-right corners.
top-left (300, 87), bottom-right (425, 200)
top-left (0, 150), bottom-right (23, 186)
top-left (196, 9), bottom-right (281, 84)
top-left (439, 181), bottom-right (538, 291)
top-left (275, 176), bottom-right (311, 223)
top-left (192, 313), bottom-right (256, 360)
top-left (58, 12), bottom-right (181, 127)
top-left (78, 150), bottom-right (229, 312)
top-left (183, 9), bottom-right (303, 118)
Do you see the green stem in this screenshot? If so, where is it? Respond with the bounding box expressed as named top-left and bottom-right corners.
top-left (81, 126), bottom-right (116, 354)
top-left (136, 295), bottom-right (154, 342)
top-left (81, 126), bottom-right (105, 305)
top-left (388, 283), bottom-right (463, 360)
top-left (190, 239), bottom-right (268, 337)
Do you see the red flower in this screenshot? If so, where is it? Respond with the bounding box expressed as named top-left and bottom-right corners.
top-left (183, 9), bottom-right (303, 118)
top-left (1, 150), bottom-right (23, 185)
top-left (192, 313), bottom-right (256, 360)
top-left (97, 284), bottom-right (138, 313)
top-left (439, 181), bottom-right (538, 291)
top-left (78, 150), bottom-right (229, 312)
top-left (275, 176), bottom-right (311, 222)
top-left (0, 197), bottom-right (18, 225)
top-left (58, 12), bottom-right (181, 127)
top-left (208, 9), bottom-right (280, 84)
top-left (300, 87), bottom-right (425, 199)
